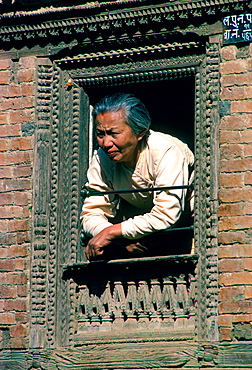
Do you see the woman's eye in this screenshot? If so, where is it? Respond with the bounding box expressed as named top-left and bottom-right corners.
top-left (97, 132), bottom-right (104, 138)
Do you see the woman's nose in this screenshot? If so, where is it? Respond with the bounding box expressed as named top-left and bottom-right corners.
top-left (102, 135), bottom-right (113, 148)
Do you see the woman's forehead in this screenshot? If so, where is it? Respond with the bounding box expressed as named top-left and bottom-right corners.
top-left (96, 110), bottom-right (127, 127)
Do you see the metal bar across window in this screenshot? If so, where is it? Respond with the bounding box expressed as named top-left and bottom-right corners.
top-left (80, 184), bottom-right (193, 198)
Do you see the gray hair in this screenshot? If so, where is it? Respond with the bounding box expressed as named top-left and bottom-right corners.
top-left (92, 93), bottom-right (151, 136)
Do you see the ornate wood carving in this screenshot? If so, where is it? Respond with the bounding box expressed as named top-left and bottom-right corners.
top-left (30, 58), bottom-right (90, 349)
top-left (194, 39), bottom-right (220, 343)
top-left (66, 257), bottom-right (197, 339)
top-left (0, 0), bottom-right (249, 53)
top-left (30, 59), bottom-right (53, 348)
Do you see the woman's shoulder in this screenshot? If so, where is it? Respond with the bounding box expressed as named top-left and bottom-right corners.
top-left (147, 130), bottom-right (180, 152)
top-left (146, 130), bottom-right (194, 165)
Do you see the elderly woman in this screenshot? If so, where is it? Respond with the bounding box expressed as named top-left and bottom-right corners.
top-left (81, 93), bottom-right (194, 260)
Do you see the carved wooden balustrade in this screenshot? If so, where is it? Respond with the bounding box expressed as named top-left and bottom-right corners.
top-left (64, 255), bottom-right (197, 343)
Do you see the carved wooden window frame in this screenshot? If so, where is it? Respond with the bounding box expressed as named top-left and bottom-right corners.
top-left (30, 39), bottom-right (220, 360)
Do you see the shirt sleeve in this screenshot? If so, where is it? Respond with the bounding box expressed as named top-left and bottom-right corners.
top-left (80, 152), bottom-right (118, 237)
top-left (121, 145), bottom-right (191, 239)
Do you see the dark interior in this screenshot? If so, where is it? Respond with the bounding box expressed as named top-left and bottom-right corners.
top-left (85, 76), bottom-right (195, 152)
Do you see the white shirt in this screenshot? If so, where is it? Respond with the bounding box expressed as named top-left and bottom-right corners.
top-left (81, 130), bottom-right (194, 239)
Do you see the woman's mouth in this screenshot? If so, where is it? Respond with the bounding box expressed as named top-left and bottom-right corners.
top-left (107, 151), bottom-right (118, 157)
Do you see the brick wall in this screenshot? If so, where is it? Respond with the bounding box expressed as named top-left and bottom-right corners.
top-left (1, 43), bottom-right (252, 349)
top-left (219, 43), bottom-right (252, 341)
top-left (0, 57), bottom-right (36, 349)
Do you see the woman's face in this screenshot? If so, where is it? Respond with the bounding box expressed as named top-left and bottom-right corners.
top-left (95, 109), bottom-right (144, 168)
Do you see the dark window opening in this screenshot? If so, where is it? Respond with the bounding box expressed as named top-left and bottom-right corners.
top-left (81, 76), bottom-right (195, 259)
top-left (85, 77), bottom-right (195, 152)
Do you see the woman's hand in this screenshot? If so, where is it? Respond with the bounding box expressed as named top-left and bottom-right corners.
top-left (125, 242), bottom-right (148, 255)
top-left (85, 224), bottom-right (122, 260)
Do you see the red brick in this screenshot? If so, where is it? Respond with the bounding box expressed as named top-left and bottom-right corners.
top-left (219, 259), bottom-right (243, 273)
top-left (10, 324), bottom-right (26, 337)
top-left (0, 71), bottom-right (10, 85)
top-left (0, 313), bottom-right (15, 324)
top-left (219, 216), bottom-right (252, 231)
top-left (248, 57), bottom-right (252, 70)
top-left (17, 285), bottom-right (27, 297)
top-left (0, 167), bottom-right (12, 178)
top-left (219, 271), bottom-right (252, 286)
top-left (15, 312), bottom-right (28, 324)
top-left (0, 206), bottom-right (28, 219)
top-left (231, 101), bottom-right (252, 113)
top-left (9, 137), bottom-right (33, 151)
top-left (17, 231), bottom-right (30, 244)
top-left (0, 113), bottom-right (8, 124)
top-left (219, 326), bottom-right (232, 341)
top-left (0, 152), bottom-right (32, 166)
top-left (0, 60), bottom-right (11, 70)
top-left (219, 300), bottom-right (252, 314)
top-left (220, 114), bottom-right (252, 131)
top-left (0, 192), bottom-right (14, 206)
top-left (219, 188), bottom-right (244, 203)
top-left (220, 144), bottom-right (244, 159)
top-left (219, 158), bottom-right (252, 172)
top-left (244, 203), bottom-right (252, 215)
top-left (221, 45), bottom-right (237, 60)
top-left (0, 125), bottom-right (20, 137)
top-left (218, 314), bottom-right (232, 327)
top-left (0, 233), bottom-right (17, 246)
top-left (9, 110), bottom-right (34, 124)
top-left (7, 85), bottom-right (21, 98)
top-left (245, 143), bottom-right (252, 157)
top-left (0, 220), bottom-right (9, 233)
top-left (22, 96), bottom-right (34, 109)
top-left (221, 72), bottom-right (252, 87)
top-left (0, 220), bottom-right (9, 232)
top-left (247, 115), bottom-right (252, 128)
top-left (0, 260), bottom-right (15, 272)
top-left (15, 258), bottom-right (27, 272)
top-left (0, 272), bottom-right (26, 285)
top-left (0, 97), bottom-right (22, 111)
top-left (0, 179), bottom-right (31, 192)
top-left (245, 286), bottom-right (252, 299)
top-left (9, 245), bottom-right (27, 258)
top-left (0, 85), bottom-right (8, 96)
top-left (0, 300), bottom-right (4, 311)
top-left (244, 259), bottom-right (252, 271)
top-left (219, 286), bottom-right (245, 302)
top-left (13, 192), bottom-right (29, 206)
top-left (21, 83), bottom-right (35, 96)
top-left (242, 188), bottom-right (252, 202)
top-left (219, 203), bottom-right (244, 217)
top-left (10, 337), bottom-right (27, 348)
top-left (17, 69), bottom-right (34, 83)
top-left (9, 220), bottom-right (29, 232)
top-left (220, 86), bottom-right (246, 100)
top-left (243, 245), bottom-right (252, 256)
top-left (0, 285), bottom-right (17, 298)
top-left (219, 245), bottom-right (252, 258)
top-left (219, 173), bottom-right (244, 188)
top-left (5, 299), bottom-right (26, 312)
top-left (220, 60), bottom-right (247, 75)
top-left (0, 248), bottom-right (9, 258)
top-left (245, 86), bottom-right (252, 98)
top-left (219, 231), bottom-right (247, 245)
top-left (19, 57), bottom-right (36, 69)
top-left (220, 130), bottom-right (245, 144)
top-left (0, 139), bottom-right (8, 151)
top-left (13, 165), bottom-right (31, 178)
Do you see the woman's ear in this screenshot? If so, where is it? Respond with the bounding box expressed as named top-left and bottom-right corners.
top-left (137, 130), bottom-right (147, 141)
